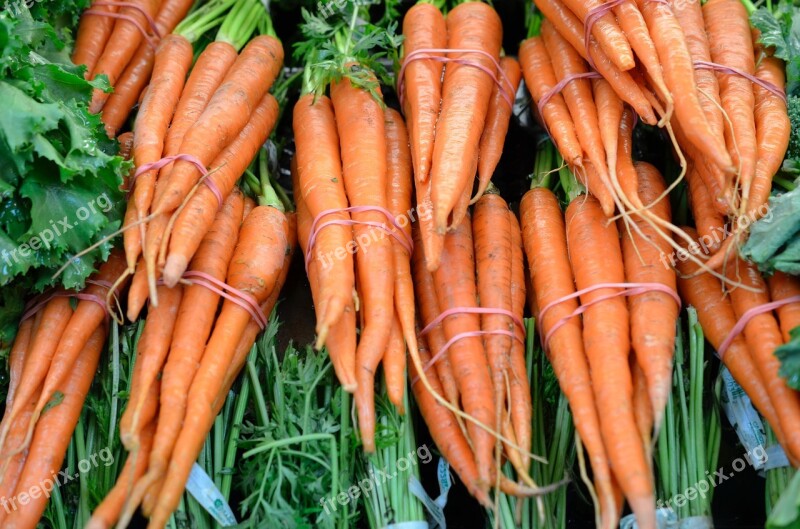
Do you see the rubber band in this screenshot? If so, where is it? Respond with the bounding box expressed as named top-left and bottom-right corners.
top-left (583, 0), bottom-right (626, 70)
top-left (694, 60), bottom-right (787, 105)
top-left (536, 71), bottom-right (602, 134)
top-left (132, 154), bottom-right (224, 209)
top-left (183, 271), bottom-right (268, 330)
top-left (417, 329), bottom-right (520, 379)
top-left (305, 206), bottom-right (414, 271)
top-left (21, 279), bottom-right (116, 323)
top-left (397, 48), bottom-right (513, 109)
top-left (89, 0), bottom-right (162, 38)
top-left (420, 306), bottom-right (525, 336)
top-left (82, 10), bottom-right (159, 50)
top-left (538, 282), bottom-right (681, 351)
top-left (717, 295), bottom-right (800, 359)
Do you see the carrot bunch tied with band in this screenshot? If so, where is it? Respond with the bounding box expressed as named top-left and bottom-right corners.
top-left (399, 1), bottom-right (521, 270)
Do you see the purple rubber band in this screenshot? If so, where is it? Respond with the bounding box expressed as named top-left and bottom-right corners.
top-left (717, 295), bottom-right (800, 359)
top-left (132, 154), bottom-right (224, 209)
top-left (694, 60), bottom-right (787, 105)
top-left (583, 0), bottom-right (626, 70)
top-left (537, 71), bottom-right (602, 134)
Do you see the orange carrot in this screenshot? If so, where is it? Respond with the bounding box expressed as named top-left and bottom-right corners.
top-left (769, 272), bottom-right (800, 343)
top-left (72, 0), bottom-right (120, 77)
top-left (383, 314), bottom-right (406, 412)
top-left (558, 0), bottom-right (635, 71)
top-left (686, 162), bottom-right (725, 253)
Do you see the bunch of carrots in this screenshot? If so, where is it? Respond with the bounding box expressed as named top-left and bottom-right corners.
top-left (520, 143), bottom-right (679, 529)
top-left (520, 0), bottom-right (790, 276)
top-left (410, 187), bottom-right (536, 504)
top-left (400, 0), bottom-right (521, 270)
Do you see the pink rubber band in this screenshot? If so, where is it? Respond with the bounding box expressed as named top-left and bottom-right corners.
top-left (21, 279), bottom-right (115, 323)
top-left (305, 206), bottom-right (414, 271)
top-left (132, 154), bottom-right (224, 209)
top-left (415, 329), bottom-right (520, 382)
top-left (83, 10), bottom-right (159, 49)
top-left (537, 71), bottom-right (602, 134)
top-left (583, 0), bottom-right (626, 70)
top-left (420, 306), bottom-right (525, 337)
top-left (89, 0), bottom-right (162, 38)
top-left (538, 282), bottom-right (681, 351)
top-left (694, 60), bottom-right (787, 105)
top-left (183, 271), bottom-right (268, 330)
top-left (397, 48), bottom-right (513, 109)
top-left (717, 295), bottom-right (800, 359)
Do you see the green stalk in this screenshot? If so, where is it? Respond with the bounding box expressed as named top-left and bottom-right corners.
top-left (215, 0), bottom-right (270, 50)
top-left (531, 141), bottom-right (556, 190)
top-left (174, 0), bottom-right (236, 43)
top-left (558, 162), bottom-right (586, 203)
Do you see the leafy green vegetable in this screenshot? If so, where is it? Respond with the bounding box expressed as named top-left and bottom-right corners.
top-left (0, 10), bottom-right (129, 344)
top-left (742, 185), bottom-right (800, 274)
top-left (777, 327), bottom-right (800, 391)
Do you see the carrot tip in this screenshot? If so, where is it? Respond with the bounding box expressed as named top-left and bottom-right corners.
top-left (162, 256), bottom-right (187, 288)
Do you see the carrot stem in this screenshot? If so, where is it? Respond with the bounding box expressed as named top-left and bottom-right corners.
top-left (531, 141), bottom-right (557, 190)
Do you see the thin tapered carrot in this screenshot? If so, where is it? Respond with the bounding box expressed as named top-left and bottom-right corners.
top-left (621, 162), bottom-right (678, 430)
top-left (541, 20), bottom-right (614, 215)
top-left (533, 0), bottom-right (656, 123)
top-left (412, 226), bottom-right (460, 408)
top-left (127, 257), bottom-right (148, 321)
top-left (631, 357), bottom-right (654, 458)
top-left (162, 93), bottom-right (279, 286)
top-left (102, 45), bottom-right (155, 138)
top-left (520, 186), bottom-right (617, 529)
top-left (3, 325), bottom-right (105, 529)
top-left (724, 258), bottom-right (800, 462)
top-left (0, 385), bottom-right (39, 525)
top-left (566, 194), bottom-right (655, 529)
top-left (89, 0), bottom-right (161, 113)
top-left (0, 297), bottom-right (73, 455)
top-left (411, 331), bottom-right (490, 507)
top-left (85, 421), bottom-right (156, 529)
top-left (151, 35), bottom-right (283, 216)
top-left (148, 206), bottom-right (290, 529)
top-left (450, 154), bottom-right (476, 231)
top-left (675, 228), bottom-right (787, 449)
top-left (704, 0), bottom-right (757, 202)
top-left (671, 0), bottom-right (724, 144)
top-left (637, 0), bottom-right (733, 173)
top-left (72, 0), bottom-right (119, 77)
top-left (4, 318), bottom-right (32, 414)
top-left (558, 0), bottom-right (635, 71)
top-left (519, 36), bottom-right (583, 166)
top-left (119, 285), bottom-right (183, 451)
top-left (507, 210), bottom-right (532, 473)
top-left (383, 314), bottom-right (406, 412)
top-left (750, 55), bottom-right (790, 215)
top-left (769, 272), bottom-right (800, 343)
top-left (593, 78), bottom-right (623, 193)
top-left (293, 93), bottom-right (355, 345)
top-left (474, 56), bottom-right (522, 202)
top-left (685, 162), bottom-right (725, 253)
top-left (401, 1), bottom-right (446, 185)
top-left (415, 168), bottom-right (444, 272)
top-left (430, 1), bottom-right (503, 233)
top-left (433, 214), bottom-right (496, 490)
top-left (331, 73), bottom-right (394, 453)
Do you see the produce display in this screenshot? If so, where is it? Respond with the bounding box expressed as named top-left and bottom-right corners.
top-left (1, 0), bottom-right (800, 528)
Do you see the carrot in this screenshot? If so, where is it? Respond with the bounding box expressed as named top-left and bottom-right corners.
top-left (131, 35), bottom-right (193, 221)
top-left (101, 45), bottom-right (155, 137)
top-left (507, 211), bottom-right (532, 473)
top-left (86, 421), bottom-right (156, 529)
top-left (401, 2), bottom-right (446, 185)
top-left (72, 0), bottom-right (119, 77)
top-left (430, 1), bottom-right (502, 233)
top-left (703, 0), bottom-right (757, 202)
top-left (127, 257), bottom-right (149, 321)
top-left (749, 56), bottom-right (790, 216)
top-left (631, 357), bottom-right (654, 458)
top-left (621, 162), bottom-right (679, 430)
top-left (293, 93), bottom-right (355, 346)
top-left (675, 228), bottom-right (786, 440)
top-left (0, 387), bottom-right (39, 526)
top-left (593, 77), bottom-right (623, 190)
top-left (473, 190), bottom-right (513, 444)
top-left (474, 56), bottom-right (522, 202)
top-left (724, 258), bottom-right (800, 462)
top-left (671, 0), bottom-right (725, 146)
top-left (433, 214), bottom-right (495, 490)
top-left (415, 169), bottom-right (444, 272)
top-left (541, 20), bottom-right (614, 216)
top-left (383, 314), bottom-right (406, 412)
top-left (519, 36), bottom-right (583, 167)
top-left (119, 285), bottom-right (183, 451)
top-left (3, 325), bottom-right (105, 529)
top-left (331, 72), bottom-right (393, 452)
top-left (412, 226), bottom-right (460, 407)
top-left (4, 318), bottom-right (32, 414)
top-left (385, 107), bottom-right (415, 410)
top-left (557, 0), bottom-right (635, 71)
top-left (769, 272), bottom-right (800, 343)
top-left (533, 0), bottom-right (656, 123)
top-left (520, 185), bottom-right (617, 529)
top-left (162, 92), bottom-right (279, 286)
top-left (411, 331), bottom-right (490, 507)
top-left (148, 205), bottom-right (289, 528)
top-left (566, 194), bottom-right (655, 529)
top-left (89, 0), bottom-right (161, 113)
top-left (686, 162), bottom-right (725, 253)
top-left (151, 35), bottom-right (283, 216)
top-left (637, 0), bottom-right (733, 173)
